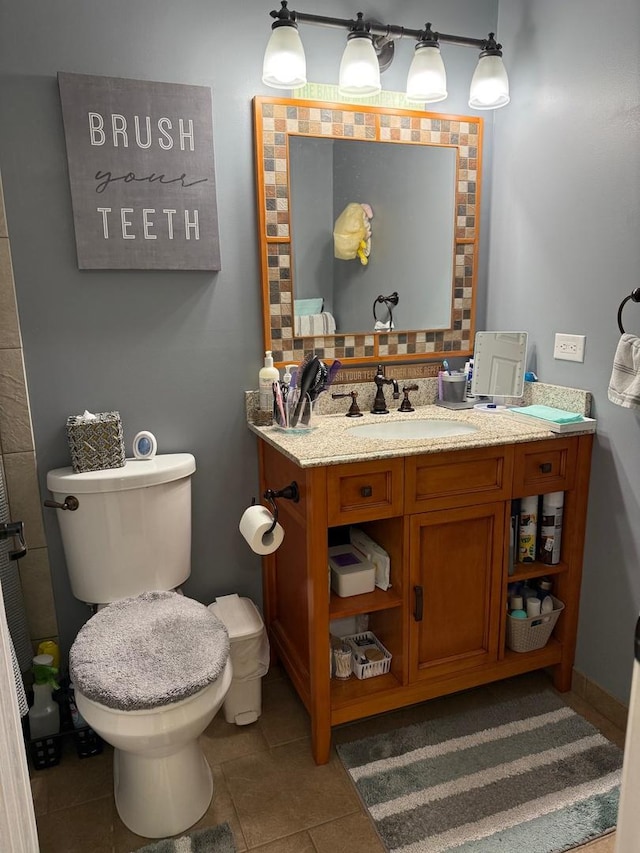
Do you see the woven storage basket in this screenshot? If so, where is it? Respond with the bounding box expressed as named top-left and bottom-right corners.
top-left (343, 631), bottom-right (392, 679)
top-left (506, 595), bottom-right (564, 653)
top-left (66, 412), bottom-right (125, 473)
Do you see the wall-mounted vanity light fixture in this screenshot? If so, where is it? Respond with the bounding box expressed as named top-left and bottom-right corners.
top-left (262, 1), bottom-right (510, 110)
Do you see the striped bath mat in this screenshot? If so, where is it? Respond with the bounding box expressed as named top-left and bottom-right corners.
top-left (131, 823), bottom-right (235, 852)
top-left (337, 689), bottom-right (622, 853)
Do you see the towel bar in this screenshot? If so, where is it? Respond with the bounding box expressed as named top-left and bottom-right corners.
top-left (617, 288), bottom-right (640, 333)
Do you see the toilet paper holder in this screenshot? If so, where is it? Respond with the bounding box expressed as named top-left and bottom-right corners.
top-left (259, 481), bottom-right (300, 535)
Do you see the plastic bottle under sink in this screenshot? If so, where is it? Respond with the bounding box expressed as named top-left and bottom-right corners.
top-left (28, 654), bottom-right (60, 740)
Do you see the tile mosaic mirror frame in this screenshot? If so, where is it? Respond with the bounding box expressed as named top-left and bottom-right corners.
top-left (253, 96), bottom-right (482, 367)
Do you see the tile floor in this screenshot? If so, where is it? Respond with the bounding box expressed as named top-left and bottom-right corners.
top-left (30, 667), bottom-right (624, 853)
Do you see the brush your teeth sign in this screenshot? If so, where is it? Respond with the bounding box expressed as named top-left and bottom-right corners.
top-left (58, 72), bottom-right (221, 270)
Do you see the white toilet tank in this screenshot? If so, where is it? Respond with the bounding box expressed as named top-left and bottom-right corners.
top-left (46, 454), bottom-right (196, 605)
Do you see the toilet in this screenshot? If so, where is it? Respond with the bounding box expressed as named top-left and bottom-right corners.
top-left (46, 454), bottom-right (232, 839)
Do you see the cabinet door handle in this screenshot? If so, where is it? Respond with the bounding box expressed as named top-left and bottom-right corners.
top-left (413, 585), bottom-right (424, 622)
top-left (360, 485), bottom-right (373, 497)
top-left (539, 462), bottom-right (552, 473)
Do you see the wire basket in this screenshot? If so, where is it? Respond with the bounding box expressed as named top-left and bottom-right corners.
top-left (342, 631), bottom-right (392, 679)
top-left (506, 596), bottom-right (564, 653)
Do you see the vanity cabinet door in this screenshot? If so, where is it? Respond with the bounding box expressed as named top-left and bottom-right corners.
top-left (408, 502), bottom-right (505, 683)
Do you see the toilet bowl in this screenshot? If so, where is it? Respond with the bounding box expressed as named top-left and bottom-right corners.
top-left (70, 590), bottom-right (232, 838)
top-left (47, 453), bottom-right (237, 838)
top-left (76, 662), bottom-right (232, 838)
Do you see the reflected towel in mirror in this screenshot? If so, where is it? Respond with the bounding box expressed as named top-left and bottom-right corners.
top-left (333, 203), bottom-right (372, 264)
top-left (294, 312), bottom-right (336, 337)
top-left (293, 297), bottom-right (323, 316)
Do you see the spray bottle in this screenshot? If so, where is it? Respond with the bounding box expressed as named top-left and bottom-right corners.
top-left (28, 654), bottom-right (60, 740)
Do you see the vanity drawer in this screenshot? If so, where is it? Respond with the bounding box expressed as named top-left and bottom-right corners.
top-left (513, 438), bottom-right (578, 496)
top-left (327, 459), bottom-right (404, 526)
top-left (405, 446), bottom-right (513, 513)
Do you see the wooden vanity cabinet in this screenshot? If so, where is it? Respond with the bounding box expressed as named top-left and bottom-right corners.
top-left (257, 433), bottom-right (593, 766)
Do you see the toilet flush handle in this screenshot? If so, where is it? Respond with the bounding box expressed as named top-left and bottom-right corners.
top-left (44, 495), bottom-right (80, 511)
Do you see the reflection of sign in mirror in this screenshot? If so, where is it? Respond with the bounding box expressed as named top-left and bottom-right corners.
top-left (58, 72), bottom-right (220, 270)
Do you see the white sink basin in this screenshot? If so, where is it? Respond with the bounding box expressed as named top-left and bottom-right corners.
top-left (348, 419), bottom-right (479, 440)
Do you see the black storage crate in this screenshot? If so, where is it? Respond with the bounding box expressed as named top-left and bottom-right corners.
top-left (73, 725), bottom-right (103, 758)
top-left (23, 684), bottom-right (103, 769)
top-left (28, 732), bottom-right (63, 770)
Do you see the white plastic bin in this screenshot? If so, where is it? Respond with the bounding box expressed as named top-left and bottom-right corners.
top-left (209, 594), bottom-right (269, 725)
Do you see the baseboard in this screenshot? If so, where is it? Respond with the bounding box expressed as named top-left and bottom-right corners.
top-left (572, 668), bottom-right (629, 732)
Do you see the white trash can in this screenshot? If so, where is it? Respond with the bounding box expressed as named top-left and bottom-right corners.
top-left (209, 594), bottom-right (269, 726)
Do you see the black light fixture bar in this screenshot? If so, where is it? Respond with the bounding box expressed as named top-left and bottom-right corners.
top-left (264, 1), bottom-right (510, 109)
top-left (269, 6), bottom-right (493, 51)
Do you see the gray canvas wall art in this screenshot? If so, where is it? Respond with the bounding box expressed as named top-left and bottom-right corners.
top-left (58, 72), bottom-right (221, 270)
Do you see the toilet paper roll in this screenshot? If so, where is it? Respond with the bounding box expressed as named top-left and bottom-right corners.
top-left (239, 505), bottom-right (285, 555)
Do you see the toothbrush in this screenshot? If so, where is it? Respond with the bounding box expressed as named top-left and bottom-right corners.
top-left (273, 381), bottom-right (286, 427)
top-left (442, 359), bottom-right (451, 375)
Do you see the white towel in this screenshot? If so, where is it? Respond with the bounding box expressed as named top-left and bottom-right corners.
top-left (608, 333), bottom-right (640, 410)
top-left (294, 312), bottom-right (336, 337)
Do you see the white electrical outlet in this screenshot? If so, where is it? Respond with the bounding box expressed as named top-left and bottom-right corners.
top-left (554, 333), bottom-right (586, 362)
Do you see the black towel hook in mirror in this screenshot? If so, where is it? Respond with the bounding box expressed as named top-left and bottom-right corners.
top-left (262, 481), bottom-right (300, 535)
top-left (373, 291), bottom-right (399, 329)
top-left (617, 287), bottom-right (640, 333)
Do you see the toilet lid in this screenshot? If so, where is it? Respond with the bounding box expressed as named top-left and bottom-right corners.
top-left (69, 590), bottom-right (230, 711)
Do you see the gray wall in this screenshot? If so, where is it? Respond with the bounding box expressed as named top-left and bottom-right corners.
top-left (289, 138), bottom-right (335, 311)
top-left (489, 0), bottom-right (640, 702)
top-left (0, 0), bottom-right (497, 659)
top-left (333, 141), bottom-right (455, 331)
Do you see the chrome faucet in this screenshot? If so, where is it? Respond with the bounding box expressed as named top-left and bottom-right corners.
top-left (371, 364), bottom-right (399, 414)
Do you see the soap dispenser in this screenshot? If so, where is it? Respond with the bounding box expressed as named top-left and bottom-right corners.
top-left (258, 351), bottom-right (280, 418)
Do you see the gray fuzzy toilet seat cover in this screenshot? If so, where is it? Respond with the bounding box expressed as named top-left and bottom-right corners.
top-left (69, 590), bottom-right (230, 711)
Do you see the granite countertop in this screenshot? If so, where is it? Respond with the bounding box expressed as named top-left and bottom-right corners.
top-left (247, 405), bottom-right (570, 468)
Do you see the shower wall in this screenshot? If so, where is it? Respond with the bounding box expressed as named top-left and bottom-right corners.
top-left (0, 173), bottom-right (58, 652)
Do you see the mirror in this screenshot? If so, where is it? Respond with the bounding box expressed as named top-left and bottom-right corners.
top-left (289, 137), bottom-right (456, 332)
top-left (472, 332), bottom-right (528, 398)
top-left (254, 96), bottom-right (483, 367)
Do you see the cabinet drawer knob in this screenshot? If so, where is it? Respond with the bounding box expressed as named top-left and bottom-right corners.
top-left (360, 485), bottom-right (373, 498)
top-left (414, 585), bottom-right (424, 622)
top-left (539, 462), bottom-right (552, 473)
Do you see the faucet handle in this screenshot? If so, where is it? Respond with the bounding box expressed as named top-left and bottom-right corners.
top-left (398, 383), bottom-right (419, 413)
top-left (332, 391), bottom-right (363, 418)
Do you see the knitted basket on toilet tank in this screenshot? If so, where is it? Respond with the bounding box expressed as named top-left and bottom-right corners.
top-left (66, 411), bottom-right (125, 473)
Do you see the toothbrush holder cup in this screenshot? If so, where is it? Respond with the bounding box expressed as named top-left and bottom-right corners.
top-left (441, 373), bottom-right (467, 403)
top-left (275, 391), bottom-right (316, 433)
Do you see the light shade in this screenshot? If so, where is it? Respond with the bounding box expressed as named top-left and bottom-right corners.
top-left (405, 44), bottom-right (447, 103)
top-left (468, 54), bottom-right (510, 109)
top-left (338, 34), bottom-right (381, 97)
top-left (262, 24), bottom-right (307, 89)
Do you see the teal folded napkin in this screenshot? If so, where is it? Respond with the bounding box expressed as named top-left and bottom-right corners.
top-left (294, 297), bottom-right (323, 316)
top-left (513, 405), bottom-right (584, 424)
